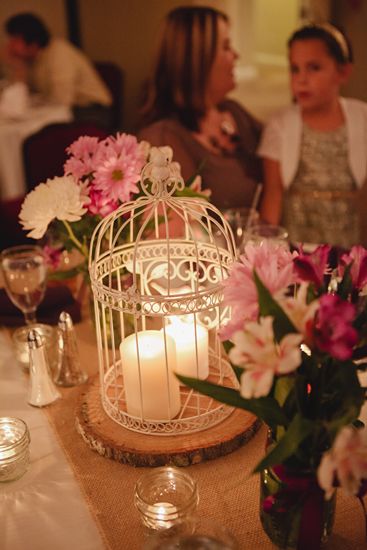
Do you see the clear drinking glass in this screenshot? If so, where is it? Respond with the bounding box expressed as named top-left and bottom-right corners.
top-left (0, 245), bottom-right (47, 325)
top-left (222, 207), bottom-right (259, 252)
top-left (243, 224), bottom-right (289, 248)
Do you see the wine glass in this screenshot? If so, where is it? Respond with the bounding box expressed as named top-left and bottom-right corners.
top-left (0, 245), bottom-right (47, 325)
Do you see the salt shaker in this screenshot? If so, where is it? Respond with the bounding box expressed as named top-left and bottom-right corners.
top-left (27, 329), bottom-right (61, 407)
top-left (54, 311), bottom-right (88, 387)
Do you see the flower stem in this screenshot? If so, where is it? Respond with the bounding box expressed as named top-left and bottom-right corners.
top-left (62, 220), bottom-right (88, 258)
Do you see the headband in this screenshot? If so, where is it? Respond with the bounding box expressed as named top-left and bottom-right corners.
top-left (312, 23), bottom-right (350, 62)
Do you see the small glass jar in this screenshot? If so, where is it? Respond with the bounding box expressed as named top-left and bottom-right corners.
top-left (0, 417), bottom-right (30, 482)
top-left (134, 467), bottom-right (199, 533)
top-left (12, 323), bottom-right (57, 373)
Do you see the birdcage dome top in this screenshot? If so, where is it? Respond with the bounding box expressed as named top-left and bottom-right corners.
top-left (89, 146), bottom-right (236, 319)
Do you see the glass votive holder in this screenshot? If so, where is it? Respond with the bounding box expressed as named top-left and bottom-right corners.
top-left (134, 467), bottom-right (199, 533)
top-left (12, 323), bottom-right (57, 373)
top-left (0, 417), bottom-right (30, 482)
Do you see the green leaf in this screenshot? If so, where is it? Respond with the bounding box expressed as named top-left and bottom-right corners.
top-left (231, 364), bottom-right (243, 383)
top-left (253, 270), bottom-right (297, 341)
top-left (320, 360), bottom-right (365, 437)
top-left (175, 188), bottom-right (208, 199)
top-left (176, 374), bottom-right (288, 430)
top-left (274, 375), bottom-right (294, 407)
top-left (354, 307), bottom-right (367, 331)
top-left (222, 340), bottom-right (234, 354)
top-left (183, 159), bottom-right (207, 186)
top-left (337, 262), bottom-right (353, 300)
top-left (253, 414), bottom-right (314, 473)
top-left (222, 341), bottom-right (242, 381)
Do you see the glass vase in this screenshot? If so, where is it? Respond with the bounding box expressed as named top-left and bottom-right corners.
top-left (259, 465), bottom-right (336, 549)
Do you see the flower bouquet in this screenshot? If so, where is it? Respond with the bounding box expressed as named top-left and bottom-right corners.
top-left (178, 242), bottom-right (367, 549)
top-left (19, 133), bottom-right (208, 300)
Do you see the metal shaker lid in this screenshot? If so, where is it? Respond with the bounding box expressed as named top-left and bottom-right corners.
top-left (58, 311), bottom-right (73, 330)
top-left (27, 329), bottom-right (44, 349)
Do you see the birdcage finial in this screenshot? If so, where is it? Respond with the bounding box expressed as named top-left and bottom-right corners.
top-left (140, 146), bottom-right (185, 197)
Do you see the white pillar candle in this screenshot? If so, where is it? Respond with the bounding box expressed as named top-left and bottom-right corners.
top-left (165, 316), bottom-right (209, 379)
top-left (120, 330), bottom-right (180, 420)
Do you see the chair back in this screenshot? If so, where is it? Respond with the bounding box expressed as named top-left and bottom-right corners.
top-left (94, 61), bottom-right (123, 131)
top-left (23, 122), bottom-right (108, 192)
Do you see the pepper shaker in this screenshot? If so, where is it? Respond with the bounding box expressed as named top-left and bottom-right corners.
top-left (54, 311), bottom-right (88, 387)
top-left (28, 329), bottom-right (61, 407)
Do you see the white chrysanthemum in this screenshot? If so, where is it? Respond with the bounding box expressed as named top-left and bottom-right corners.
top-left (19, 175), bottom-right (87, 239)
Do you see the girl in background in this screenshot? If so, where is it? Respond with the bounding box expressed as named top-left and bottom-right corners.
top-left (259, 24), bottom-right (367, 248)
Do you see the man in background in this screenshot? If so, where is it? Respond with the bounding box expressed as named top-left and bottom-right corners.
top-left (2, 12), bottom-right (112, 127)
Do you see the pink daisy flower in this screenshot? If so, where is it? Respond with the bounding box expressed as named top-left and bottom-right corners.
top-left (64, 136), bottom-right (101, 180)
top-left (94, 155), bottom-right (141, 202)
top-left (93, 134), bottom-right (145, 203)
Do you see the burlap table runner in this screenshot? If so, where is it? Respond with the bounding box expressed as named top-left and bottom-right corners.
top-left (44, 319), bottom-right (366, 550)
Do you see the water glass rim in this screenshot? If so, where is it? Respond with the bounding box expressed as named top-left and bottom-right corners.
top-left (0, 244), bottom-right (45, 259)
top-left (246, 223), bottom-right (288, 237)
top-left (0, 417), bottom-right (30, 450)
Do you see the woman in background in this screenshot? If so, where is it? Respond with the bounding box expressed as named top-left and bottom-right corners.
top-left (139, 6), bottom-right (262, 210)
top-left (259, 24), bottom-right (367, 248)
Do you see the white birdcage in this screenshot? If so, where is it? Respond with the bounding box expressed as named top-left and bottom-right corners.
top-left (89, 147), bottom-right (238, 436)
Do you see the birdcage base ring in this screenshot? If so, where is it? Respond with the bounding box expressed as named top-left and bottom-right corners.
top-left (75, 374), bottom-right (261, 467)
top-left (101, 350), bottom-right (241, 436)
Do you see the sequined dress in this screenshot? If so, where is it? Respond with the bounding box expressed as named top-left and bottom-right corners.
top-left (282, 124), bottom-right (359, 248)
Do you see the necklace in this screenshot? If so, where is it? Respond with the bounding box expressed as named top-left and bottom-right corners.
top-left (208, 117), bottom-right (240, 153)
top-left (220, 118), bottom-right (237, 137)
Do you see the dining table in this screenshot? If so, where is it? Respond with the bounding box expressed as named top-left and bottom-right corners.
top-left (0, 312), bottom-right (366, 550)
top-left (0, 102), bottom-right (72, 201)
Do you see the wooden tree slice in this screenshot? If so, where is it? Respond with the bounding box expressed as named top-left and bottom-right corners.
top-left (75, 375), bottom-right (261, 467)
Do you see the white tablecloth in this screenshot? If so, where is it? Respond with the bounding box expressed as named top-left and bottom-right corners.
top-left (0, 330), bottom-right (105, 550)
top-left (0, 105), bottom-right (72, 201)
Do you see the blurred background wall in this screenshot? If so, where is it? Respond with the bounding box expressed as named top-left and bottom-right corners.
top-left (0, 0), bottom-right (366, 130)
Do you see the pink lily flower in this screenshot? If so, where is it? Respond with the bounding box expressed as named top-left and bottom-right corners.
top-left (221, 242), bottom-right (297, 340)
top-left (317, 426), bottom-right (367, 499)
top-left (339, 245), bottom-right (367, 291)
top-left (229, 316), bottom-right (302, 398)
top-left (293, 245), bottom-right (331, 288)
top-left (313, 294), bottom-right (357, 360)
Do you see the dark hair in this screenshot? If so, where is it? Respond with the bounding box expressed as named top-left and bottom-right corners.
top-left (288, 23), bottom-right (353, 64)
top-left (140, 6), bottom-right (228, 131)
top-left (5, 13), bottom-right (50, 48)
